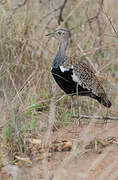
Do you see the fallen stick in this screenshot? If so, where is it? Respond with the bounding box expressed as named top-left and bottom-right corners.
top-left (72, 115), bottom-right (118, 121)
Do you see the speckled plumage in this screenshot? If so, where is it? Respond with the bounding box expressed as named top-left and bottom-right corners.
top-left (47, 29), bottom-right (111, 108)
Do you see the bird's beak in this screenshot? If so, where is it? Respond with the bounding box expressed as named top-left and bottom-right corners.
top-left (45, 32), bottom-right (54, 37)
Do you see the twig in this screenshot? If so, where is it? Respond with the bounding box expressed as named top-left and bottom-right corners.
top-left (102, 6), bottom-right (118, 38)
top-left (77, 43), bottom-right (97, 73)
top-left (58, 0), bottom-right (68, 25)
top-left (40, 7), bottom-right (61, 23)
top-left (12, 0), bottom-right (28, 11)
top-left (10, 0), bottom-right (28, 15)
top-left (95, 0), bottom-right (104, 63)
top-left (72, 115), bottom-right (118, 121)
top-left (97, 0), bottom-right (104, 17)
top-left (85, 0), bottom-right (104, 27)
top-left (5, 0), bottom-right (28, 24)
top-left (12, 70), bottom-right (36, 103)
top-left (85, 0), bottom-right (105, 65)
top-left (58, 0), bottom-right (83, 29)
top-left (39, 0), bottom-right (68, 24)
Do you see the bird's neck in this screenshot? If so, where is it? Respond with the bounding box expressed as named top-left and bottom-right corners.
top-left (52, 39), bottom-right (68, 68)
top-left (58, 39), bottom-right (68, 57)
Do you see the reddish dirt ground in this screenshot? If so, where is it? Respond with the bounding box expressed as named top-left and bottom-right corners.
top-left (1, 121), bottom-right (118, 180)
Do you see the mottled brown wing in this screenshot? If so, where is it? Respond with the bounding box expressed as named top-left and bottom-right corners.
top-left (65, 57), bottom-right (106, 97)
top-left (61, 56), bottom-right (111, 107)
top-left (73, 61), bottom-right (106, 96)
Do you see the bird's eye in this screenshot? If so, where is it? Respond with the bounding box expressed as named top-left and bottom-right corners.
top-left (58, 32), bottom-right (61, 35)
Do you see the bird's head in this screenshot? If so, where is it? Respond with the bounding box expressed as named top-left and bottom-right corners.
top-left (46, 29), bottom-right (70, 42)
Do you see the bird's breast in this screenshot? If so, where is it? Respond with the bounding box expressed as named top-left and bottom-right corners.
top-left (51, 66), bottom-right (77, 95)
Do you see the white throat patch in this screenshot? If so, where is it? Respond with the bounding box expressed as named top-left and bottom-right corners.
top-left (60, 65), bottom-right (74, 72)
top-left (60, 66), bottom-right (69, 72)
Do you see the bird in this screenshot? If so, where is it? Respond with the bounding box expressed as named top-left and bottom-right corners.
top-left (46, 29), bottom-right (111, 116)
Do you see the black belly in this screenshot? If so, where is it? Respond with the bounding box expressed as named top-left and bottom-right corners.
top-left (51, 68), bottom-right (90, 96)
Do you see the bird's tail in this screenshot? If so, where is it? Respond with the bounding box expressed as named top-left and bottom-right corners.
top-left (96, 94), bottom-right (112, 108)
top-left (90, 93), bottom-right (112, 108)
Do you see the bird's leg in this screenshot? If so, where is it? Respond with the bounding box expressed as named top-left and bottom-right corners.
top-left (77, 95), bottom-right (81, 125)
top-left (77, 96), bottom-right (81, 115)
top-left (71, 96), bottom-right (76, 117)
top-left (76, 83), bottom-right (81, 125)
top-left (104, 108), bottom-right (109, 125)
top-left (76, 84), bottom-right (81, 125)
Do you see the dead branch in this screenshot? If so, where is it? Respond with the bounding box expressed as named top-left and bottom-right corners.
top-left (5, 0), bottom-right (28, 24)
top-left (12, 0), bottom-right (28, 12)
top-left (95, 0), bottom-right (104, 57)
top-left (85, 0), bottom-right (105, 66)
top-left (39, 0), bottom-right (68, 24)
top-left (102, 6), bottom-right (118, 38)
top-left (40, 7), bottom-right (61, 23)
top-left (97, 0), bottom-right (104, 17)
top-left (58, 0), bottom-right (68, 25)
top-left (72, 115), bottom-right (118, 121)
top-left (86, 0), bottom-right (104, 26)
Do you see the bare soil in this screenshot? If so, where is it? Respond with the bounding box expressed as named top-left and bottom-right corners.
top-left (1, 121), bottom-right (118, 180)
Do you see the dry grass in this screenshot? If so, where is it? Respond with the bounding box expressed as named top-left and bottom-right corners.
top-left (0, 0), bottom-right (118, 179)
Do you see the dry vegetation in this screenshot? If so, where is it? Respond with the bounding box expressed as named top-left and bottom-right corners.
top-left (0, 0), bottom-right (118, 179)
